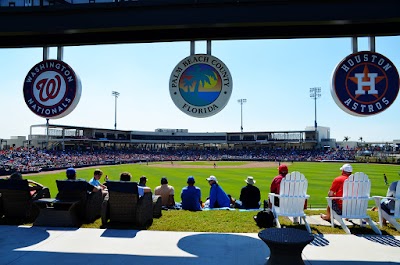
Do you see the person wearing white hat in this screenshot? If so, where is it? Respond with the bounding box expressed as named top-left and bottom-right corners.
top-left (205, 175), bottom-right (230, 208)
top-left (236, 176), bottom-right (261, 209)
top-left (321, 163), bottom-right (353, 221)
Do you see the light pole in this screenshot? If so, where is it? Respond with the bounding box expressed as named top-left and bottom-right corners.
top-left (112, 91), bottom-right (120, 130)
top-left (309, 87), bottom-right (321, 131)
top-left (46, 118), bottom-right (49, 149)
top-left (237, 99), bottom-right (247, 132)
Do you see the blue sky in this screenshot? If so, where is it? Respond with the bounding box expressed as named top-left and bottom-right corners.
top-left (1, 36), bottom-right (400, 142)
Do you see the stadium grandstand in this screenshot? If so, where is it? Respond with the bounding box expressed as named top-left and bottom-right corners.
top-left (1, 123), bottom-right (400, 176)
top-left (26, 123), bottom-right (328, 151)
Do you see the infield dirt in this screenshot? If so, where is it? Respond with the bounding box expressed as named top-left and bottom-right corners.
top-left (149, 161), bottom-right (292, 169)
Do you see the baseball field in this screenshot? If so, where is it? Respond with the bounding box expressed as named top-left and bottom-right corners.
top-left (27, 161), bottom-right (400, 208)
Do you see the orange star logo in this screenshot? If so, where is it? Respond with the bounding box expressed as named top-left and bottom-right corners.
top-left (349, 65), bottom-right (385, 99)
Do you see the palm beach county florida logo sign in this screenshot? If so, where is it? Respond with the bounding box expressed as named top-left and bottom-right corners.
top-left (169, 54), bottom-right (233, 118)
top-left (23, 60), bottom-right (82, 119)
top-left (331, 51), bottom-right (399, 116)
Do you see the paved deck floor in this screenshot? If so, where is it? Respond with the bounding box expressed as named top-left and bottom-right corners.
top-left (0, 225), bottom-right (399, 265)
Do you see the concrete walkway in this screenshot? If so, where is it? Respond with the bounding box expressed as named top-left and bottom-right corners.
top-left (0, 225), bottom-right (399, 265)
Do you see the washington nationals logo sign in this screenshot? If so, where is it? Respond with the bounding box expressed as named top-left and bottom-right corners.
top-left (331, 51), bottom-right (399, 116)
top-left (23, 60), bottom-right (82, 119)
top-left (169, 54), bottom-right (233, 118)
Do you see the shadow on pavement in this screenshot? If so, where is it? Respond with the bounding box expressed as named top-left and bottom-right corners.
top-left (101, 229), bottom-right (139, 238)
top-left (357, 234), bottom-right (400, 247)
top-left (0, 225), bottom-right (50, 264)
top-left (1, 226), bottom-right (398, 265)
top-left (306, 260), bottom-right (399, 265)
top-left (310, 234), bottom-right (330, 247)
top-left (0, 228), bottom-right (269, 265)
top-left (177, 233), bottom-right (269, 264)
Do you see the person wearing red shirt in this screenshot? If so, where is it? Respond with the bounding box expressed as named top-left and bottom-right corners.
top-left (269, 164), bottom-right (289, 208)
top-left (321, 163), bottom-right (353, 221)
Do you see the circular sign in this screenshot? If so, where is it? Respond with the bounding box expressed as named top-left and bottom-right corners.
top-left (331, 51), bottom-right (399, 116)
top-left (23, 59), bottom-right (82, 119)
top-left (169, 54), bottom-right (233, 118)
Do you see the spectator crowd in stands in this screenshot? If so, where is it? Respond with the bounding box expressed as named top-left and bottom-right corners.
top-left (0, 147), bottom-right (357, 176)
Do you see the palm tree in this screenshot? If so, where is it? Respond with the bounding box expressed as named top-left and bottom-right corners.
top-left (343, 136), bottom-right (350, 142)
top-left (359, 137), bottom-right (363, 142)
top-left (182, 78), bottom-right (194, 92)
top-left (183, 65), bottom-right (216, 93)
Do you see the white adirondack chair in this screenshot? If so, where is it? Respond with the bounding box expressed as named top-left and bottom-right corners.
top-left (326, 172), bottom-right (381, 235)
top-left (269, 171), bottom-right (311, 233)
top-left (373, 181), bottom-right (400, 231)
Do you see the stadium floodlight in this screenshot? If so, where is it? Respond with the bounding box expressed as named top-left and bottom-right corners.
top-left (112, 91), bottom-right (120, 130)
top-left (309, 87), bottom-right (321, 130)
top-left (46, 118), bottom-right (49, 149)
top-left (237, 99), bottom-right (247, 132)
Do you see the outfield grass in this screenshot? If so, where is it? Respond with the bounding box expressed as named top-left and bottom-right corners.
top-left (29, 161), bottom-right (400, 208)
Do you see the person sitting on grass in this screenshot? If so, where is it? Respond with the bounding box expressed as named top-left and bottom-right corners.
top-left (235, 176), bottom-right (261, 209)
top-left (181, 176), bottom-right (202, 211)
top-left (154, 177), bottom-right (175, 208)
top-left (205, 175), bottom-right (230, 208)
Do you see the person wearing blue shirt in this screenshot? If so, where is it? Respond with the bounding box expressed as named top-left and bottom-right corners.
top-left (89, 169), bottom-right (108, 190)
top-left (89, 169), bottom-right (108, 197)
top-left (181, 176), bottom-right (202, 211)
top-left (206, 175), bottom-right (230, 208)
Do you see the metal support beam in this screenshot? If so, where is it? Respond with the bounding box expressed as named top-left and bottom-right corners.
top-left (57, 46), bottom-right (64, 60)
top-left (369, 36), bottom-right (376, 52)
top-left (352, 37), bottom-right (358, 53)
top-left (207, 40), bottom-right (211, 55)
top-left (190, 41), bottom-right (195, 55)
top-left (43, 46), bottom-right (49, 60)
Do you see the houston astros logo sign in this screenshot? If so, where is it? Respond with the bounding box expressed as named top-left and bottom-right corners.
top-left (331, 51), bottom-right (399, 116)
top-left (169, 54), bottom-right (233, 118)
top-left (23, 60), bottom-right (82, 119)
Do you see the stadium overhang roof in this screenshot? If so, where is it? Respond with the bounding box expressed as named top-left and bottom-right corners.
top-left (30, 123), bottom-right (131, 133)
top-left (0, 0), bottom-right (399, 48)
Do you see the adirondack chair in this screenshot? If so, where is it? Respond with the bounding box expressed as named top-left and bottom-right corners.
top-left (326, 172), bottom-right (381, 235)
top-left (269, 171), bottom-right (311, 233)
top-left (373, 181), bottom-right (400, 231)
